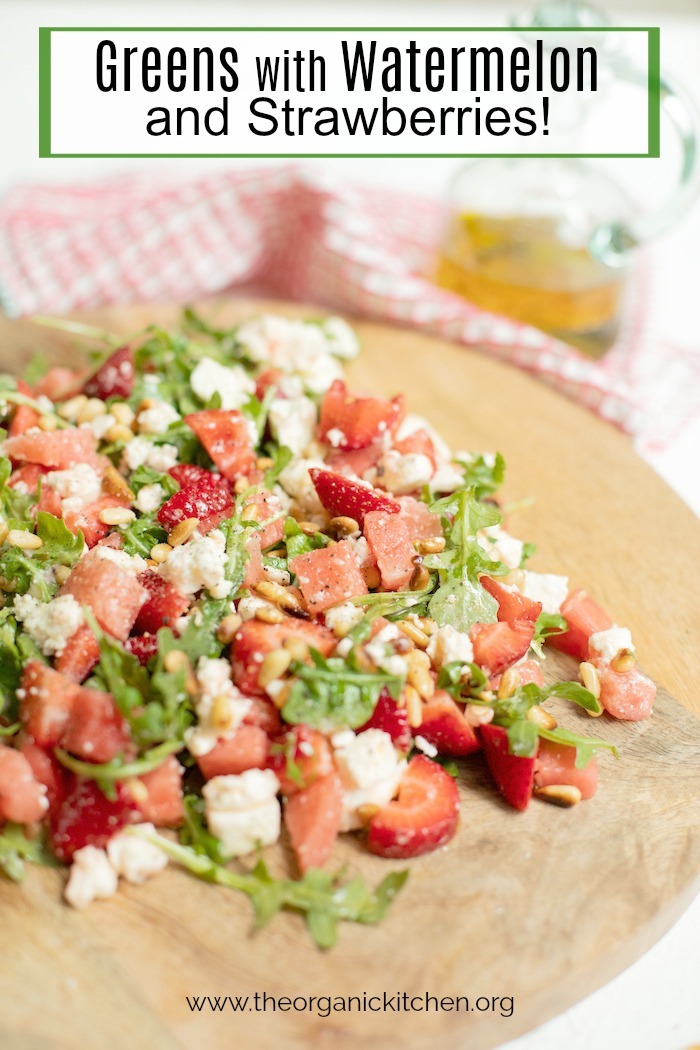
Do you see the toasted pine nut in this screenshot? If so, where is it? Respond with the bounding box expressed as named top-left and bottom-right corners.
top-left (579, 661), bottom-right (601, 699)
top-left (354, 647), bottom-right (376, 673)
top-left (410, 563), bottom-right (431, 591)
top-left (111, 402), bottom-right (135, 426)
top-left (106, 423), bottom-right (135, 444)
top-left (362, 564), bottom-right (382, 590)
top-left (328, 516), bottom-right (360, 538)
top-left (98, 507), bottom-right (135, 526)
top-left (497, 667), bottom-right (520, 700)
top-left (258, 648), bottom-right (292, 688)
top-left (356, 803), bottom-right (381, 825)
top-left (465, 703), bottom-right (494, 726)
top-left (168, 517), bottom-right (199, 547)
top-left (611, 650), bottom-right (636, 673)
top-left (240, 504), bottom-right (260, 524)
top-left (254, 604), bottom-right (285, 625)
top-left (407, 652), bottom-right (435, 700)
top-left (53, 565), bottom-right (72, 586)
top-left (255, 456), bottom-right (275, 470)
top-left (526, 705), bottom-right (557, 730)
top-left (283, 637), bottom-right (309, 661)
top-left (8, 530), bottom-right (42, 550)
top-left (0, 522), bottom-right (8, 546)
top-left (37, 415), bottom-right (58, 432)
top-left (0, 576), bottom-right (16, 593)
top-left (298, 521), bottom-right (321, 536)
top-left (137, 398), bottom-right (155, 412)
top-left (210, 694), bottom-right (235, 732)
top-left (164, 649), bottom-right (197, 694)
top-left (76, 398), bottom-right (107, 424)
top-left (124, 777), bottom-right (149, 805)
top-left (535, 784), bottom-right (582, 808)
top-left (57, 394), bottom-right (88, 421)
top-left (254, 580), bottom-right (302, 613)
top-left (413, 616), bottom-right (437, 637)
top-left (397, 619), bottom-right (430, 650)
top-left (101, 463), bottom-right (134, 501)
top-left (414, 536), bottom-right (446, 555)
top-left (150, 542), bottom-right (173, 564)
top-left (267, 680), bottom-right (291, 709)
top-left (217, 613), bottom-right (243, 645)
top-left (504, 569), bottom-right (526, 589)
top-left (233, 476), bottom-right (250, 494)
top-left (404, 685), bottom-right (423, 728)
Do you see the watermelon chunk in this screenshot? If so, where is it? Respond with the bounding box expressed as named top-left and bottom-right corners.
top-left (60, 549), bottom-right (147, 640)
top-left (363, 510), bottom-right (416, 591)
top-left (290, 540), bottom-right (368, 614)
top-left (185, 409), bottom-right (257, 482)
top-left (284, 771), bottom-right (344, 874)
top-left (4, 427), bottom-right (97, 470)
top-left (318, 380), bottom-right (405, 450)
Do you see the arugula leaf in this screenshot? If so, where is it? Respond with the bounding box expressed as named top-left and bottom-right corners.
top-left (23, 353), bottom-right (49, 387)
top-left (428, 572), bottom-right (498, 634)
top-left (180, 793), bottom-right (228, 863)
top-left (129, 464), bottom-right (179, 499)
top-left (263, 445), bottom-right (293, 489)
top-left (537, 726), bottom-right (619, 769)
top-left (530, 611), bottom-right (568, 657)
top-left (453, 451), bottom-right (506, 501)
top-left (120, 513), bottom-right (168, 558)
top-left (55, 740), bottom-right (182, 782)
top-left (282, 649), bottom-right (403, 731)
top-left (0, 455), bottom-right (37, 522)
top-left (34, 512), bottom-right (84, 566)
top-left (437, 660), bottom-right (488, 699)
top-left (506, 718), bottom-right (540, 758)
top-left (0, 824), bottom-right (58, 882)
top-left (128, 827), bottom-right (408, 949)
top-left (284, 517), bottom-right (330, 562)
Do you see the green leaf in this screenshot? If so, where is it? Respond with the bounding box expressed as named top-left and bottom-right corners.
top-left (129, 464), bottom-right (179, 499)
top-left (437, 660), bottom-right (488, 700)
top-left (453, 451), bottom-right (506, 501)
top-left (428, 571), bottom-right (498, 634)
top-left (35, 512), bottom-right (84, 566)
top-left (506, 718), bottom-right (539, 758)
top-left (0, 824), bottom-right (58, 882)
top-left (23, 353), bottom-right (49, 387)
top-left (120, 513), bottom-right (169, 559)
top-left (530, 611), bottom-right (568, 658)
top-left (547, 680), bottom-right (602, 715)
top-left (263, 445), bottom-right (293, 489)
top-left (282, 649), bottom-right (403, 731)
top-left (284, 517), bottom-right (329, 562)
top-left (537, 726), bottom-right (619, 769)
top-left (55, 739), bottom-right (182, 783)
top-left (179, 794), bottom-right (228, 863)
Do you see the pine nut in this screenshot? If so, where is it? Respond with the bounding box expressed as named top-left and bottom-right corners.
top-left (362, 564), bottom-right (382, 590)
top-left (37, 415), bottom-right (58, 432)
top-left (535, 784), bottom-right (582, 807)
top-left (58, 394), bottom-right (88, 421)
top-left (283, 637), bottom-right (309, 661)
top-left (163, 649), bottom-right (197, 694)
top-left (611, 651), bottom-right (636, 673)
top-left (579, 661), bottom-right (601, 699)
top-left (255, 456), bottom-right (275, 470)
top-left (101, 463), bottom-right (134, 501)
top-left (407, 652), bottom-right (435, 700)
top-left (414, 536), bottom-right (446, 555)
top-left (410, 563), bottom-right (431, 591)
top-left (240, 504), bottom-right (260, 524)
top-left (217, 613), bottom-right (242, 645)
top-left (498, 667), bottom-right (520, 700)
top-left (111, 402), bottom-right (135, 426)
top-left (98, 507), bottom-right (135, 526)
top-left (258, 648), bottom-right (292, 688)
top-left (397, 619), bottom-right (430, 649)
top-left (0, 522), bottom-right (8, 546)
top-left (413, 616), bottom-right (437, 636)
top-left (150, 542), bottom-right (173, 564)
top-left (168, 517), bottom-right (199, 547)
top-left (267, 681), bottom-right (291, 709)
top-left (8, 530), bottom-right (42, 550)
top-left (254, 580), bottom-right (302, 612)
top-left (465, 703), bottom-right (494, 726)
top-left (356, 804), bottom-right (381, 825)
top-left (526, 705), bottom-right (557, 730)
top-left (404, 685), bottom-right (423, 728)
top-left (106, 423), bottom-right (135, 444)
top-left (124, 777), bottom-right (149, 805)
top-left (298, 521), bottom-right (321, 536)
top-left (53, 565), bottom-right (72, 585)
top-left (328, 516), bottom-right (360, 538)
top-left (138, 398), bottom-right (156, 412)
top-left (77, 398), bottom-right (107, 424)
top-left (504, 569), bottom-right (526, 589)
top-left (254, 604), bottom-right (285, 625)
top-left (0, 576), bottom-right (16, 593)
top-left (233, 476), bottom-right (250, 494)
top-left (210, 694), bottom-right (235, 732)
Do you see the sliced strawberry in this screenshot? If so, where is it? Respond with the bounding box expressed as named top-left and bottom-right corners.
top-left (290, 540), bottom-right (368, 614)
top-left (8, 403), bottom-right (41, 438)
top-left (548, 589), bottom-right (613, 662)
top-left (185, 409), bottom-right (257, 482)
top-left (418, 692), bottom-right (480, 756)
top-left (231, 618), bottom-right (335, 696)
top-left (480, 723), bottom-right (535, 811)
top-left (157, 476), bottom-right (233, 533)
top-left (63, 494), bottom-right (132, 548)
top-left (268, 725), bottom-right (334, 796)
top-left (50, 777), bottom-right (138, 862)
top-left (534, 738), bottom-right (598, 800)
top-left (169, 462), bottom-right (226, 490)
top-left (4, 427), bottom-right (97, 470)
top-left (60, 549), bottom-right (147, 641)
top-left (125, 633), bottom-right (160, 666)
top-left (19, 741), bottom-right (69, 816)
top-left (198, 725), bottom-right (270, 780)
top-left (318, 380), bottom-right (405, 450)
top-left (20, 661), bottom-right (78, 747)
top-left (363, 510), bottom-right (416, 591)
top-left (60, 687), bottom-right (131, 764)
top-left (132, 755), bottom-right (184, 827)
top-left (596, 664), bottom-right (656, 721)
top-left (393, 428), bottom-right (437, 469)
top-left (55, 624), bottom-right (101, 682)
top-left (367, 755), bottom-right (459, 859)
top-left (471, 618), bottom-right (535, 676)
top-left (480, 576), bottom-right (542, 626)
top-left (326, 443), bottom-right (384, 478)
top-left (82, 345), bottom-right (134, 400)
top-left (310, 468), bottom-right (399, 527)
top-left (0, 744), bottom-right (49, 824)
top-left (358, 690), bottom-right (412, 752)
top-left (133, 571), bottom-right (189, 635)
top-left (284, 771), bottom-right (344, 874)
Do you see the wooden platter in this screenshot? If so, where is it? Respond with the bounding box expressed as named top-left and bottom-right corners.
top-left (0, 300), bottom-right (699, 1050)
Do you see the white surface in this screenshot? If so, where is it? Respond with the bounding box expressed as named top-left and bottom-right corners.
top-left (1, 3), bottom-right (699, 1048)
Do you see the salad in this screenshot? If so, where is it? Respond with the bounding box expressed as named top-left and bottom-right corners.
top-left (0, 311), bottom-right (656, 948)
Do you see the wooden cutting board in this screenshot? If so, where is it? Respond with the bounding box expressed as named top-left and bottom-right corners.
top-left (1, 300), bottom-right (699, 1050)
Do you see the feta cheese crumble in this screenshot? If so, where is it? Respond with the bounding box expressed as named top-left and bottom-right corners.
top-left (376, 450), bottom-right (434, 495)
top-left (203, 770), bottom-right (281, 858)
top-left (94, 546), bottom-right (148, 577)
top-left (268, 396), bottom-right (317, 455)
top-left (46, 463), bottom-right (102, 508)
top-left (427, 624), bottom-right (474, 668)
top-left (106, 824), bottom-right (169, 884)
top-left (589, 627), bottom-right (635, 664)
top-left (520, 571), bottom-right (569, 615)
top-left (123, 437), bottom-right (179, 474)
top-left (13, 593), bottom-right (83, 656)
top-left (333, 729), bottom-right (406, 831)
top-left (134, 483), bottom-right (165, 514)
top-left (478, 525), bottom-right (524, 570)
top-left (184, 657), bottom-right (252, 757)
top-left (190, 357), bottom-right (256, 410)
top-left (158, 530), bottom-right (230, 598)
top-left (64, 846), bottom-right (118, 909)
top-left (137, 400), bottom-right (180, 435)
top-left (235, 315), bottom-right (347, 394)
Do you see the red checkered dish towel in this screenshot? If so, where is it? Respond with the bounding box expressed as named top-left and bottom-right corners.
top-left (0, 165), bottom-right (697, 462)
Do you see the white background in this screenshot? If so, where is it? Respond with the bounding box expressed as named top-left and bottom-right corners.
top-left (1, 3), bottom-right (700, 1050)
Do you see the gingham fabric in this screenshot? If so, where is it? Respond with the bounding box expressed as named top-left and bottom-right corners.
top-left (0, 165), bottom-right (697, 452)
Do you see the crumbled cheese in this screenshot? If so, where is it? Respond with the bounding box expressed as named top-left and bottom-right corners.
top-left (203, 770), bottom-right (281, 858)
top-left (190, 357), bottom-right (256, 410)
top-left (324, 427), bottom-right (346, 449)
top-left (414, 735), bottom-right (438, 758)
top-left (106, 825), bottom-right (168, 884)
top-left (123, 437), bottom-right (178, 473)
top-left (236, 315), bottom-right (345, 394)
top-left (13, 593), bottom-right (84, 656)
top-left (158, 531), bottom-right (229, 598)
top-left (520, 571), bottom-right (569, 615)
top-left (137, 400), bottom-right (180, 435)
top-left (589, 627), bottom-right (634, 664)
top-left (46, 463), bottom-right (102, 508)
top-left (184, 656), bottom-right (253, 753)
top-left (478, 525), bottom-right (524, 570)
top-left (321, 316), bottom-right (360, 359)
top-left (333, 729), bottom-right (406, 831)
top-left (376, 450), bottom-right (434, 496)
top-left (94, 546), bottom-right (148, 576)
top-left (278, 457), bottom-right (326, 518)
top-left (430, 461), bottom-right (467, 493)
top-left (268, 396), bottom-right (317, 455)
top-left (28, 566), bottom-right (57, 600)
top-left (134, 483), bottom-right (165, 514)
top-left (80, 414), bottom-right (116, 442)
top-left (64, 846), bottom-right (118, 909)
top-left (365, 624), bottom-right (406, 675)
top-left (323, 601), bottom-right (364, 637)
top-left (335, 637), bottom-right (353, 658)
top-left (427, 624), bottom-right (474, 668)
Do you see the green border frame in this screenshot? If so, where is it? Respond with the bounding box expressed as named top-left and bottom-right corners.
top-left (38, 26), bottom-right (661, 159)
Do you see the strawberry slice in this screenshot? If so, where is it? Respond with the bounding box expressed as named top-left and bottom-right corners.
top-left (318, 380), bottom-right (405, 450)
top-left (60, 686), bottom-right (131, 764)
top-left (185, 409), bottom-right (257, 482)
top-left (267, 725), bottom-right (334, 796)
top-left (169, 463), bottom-right (229, 491)
top-left (418, 692), bottom-right (480, 756)
top-left (534, 738), bottom-right (598, 800)
top-left (480, 724), bottom-right (536, 811)
top-left (358, 690), bottom-right (411, 753)
top-left (547, 589), bottom-right (613, 662)
top-left (480, 577), bottom-right (542, 626)
top-left (367, 755), bottom-right (460, 859)
top-left (231, 618), bottom-right (336, 696)
top-left (310, 468), bottom-right (399, 527)
top-left (50, 777), bottom-right (138, 862)
top-left (131, 756), bottom-right (184, 827)
top-left (198, 725), bottom-right (270, 780)
top-left (471, 618), bottom-right (535, 676)
top-left (157, 476), bottom-right (233, 533)
top-left (82, 345), bottom-right (134, 400)
top-left (133, 571), bottom-right (189, 635)
top-left (55, 624), bottom-right (101, 682)
top-left (284, 771), bottom-right (344, 874)
top-left (124, 633), bottom-right (160, 666)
